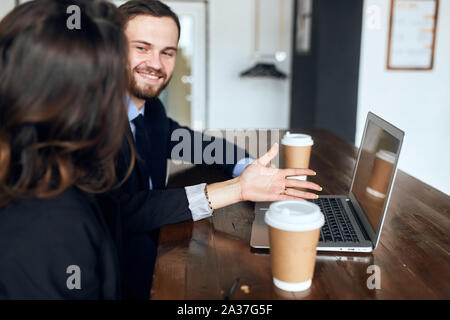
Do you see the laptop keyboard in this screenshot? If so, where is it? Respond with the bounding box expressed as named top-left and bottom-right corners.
top-left (310, 198), bottom-right (359, 243)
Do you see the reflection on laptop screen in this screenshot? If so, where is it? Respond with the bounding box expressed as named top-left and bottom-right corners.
top-left (351, 121), bottom-right (400, 233)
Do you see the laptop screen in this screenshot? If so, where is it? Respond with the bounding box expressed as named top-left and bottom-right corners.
top-left (351, 120), bottom-right (401, 233)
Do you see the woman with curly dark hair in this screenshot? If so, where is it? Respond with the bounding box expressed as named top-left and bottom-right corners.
top-left (0, 0), bottom-right (134, 299)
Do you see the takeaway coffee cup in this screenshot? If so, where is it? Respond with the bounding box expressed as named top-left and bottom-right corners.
top-left (282, 132), bottom-right (314, 190)
top-left (366, 150), bottom-right (396, 199)
top-left (281, 132), bottom-right (314, 170)
top-left (265, 200), bottom-right (324, 292)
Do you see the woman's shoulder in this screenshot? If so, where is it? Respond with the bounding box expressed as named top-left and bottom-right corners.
top-left (1, 187), bottom-right (97, 220)
top-left (0, 187), bottom-right (106, 247)
top-left (0, 187), bottom-right (118, 299)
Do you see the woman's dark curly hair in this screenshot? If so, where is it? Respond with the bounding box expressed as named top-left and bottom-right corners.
top-left (0, 0), bottom-right (134, 206)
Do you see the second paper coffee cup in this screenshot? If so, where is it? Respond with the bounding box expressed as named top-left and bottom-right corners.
top-left (282, 132), bottom-right (314, 169)
top-left (265, 200), bottom-right (324, 292)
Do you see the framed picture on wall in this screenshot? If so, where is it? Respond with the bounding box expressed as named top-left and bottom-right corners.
top-left (387, 0), bottom-right (439, 70)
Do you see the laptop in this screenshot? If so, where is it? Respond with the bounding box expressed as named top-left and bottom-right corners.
top-left (250, 112), bottom-right (405, 252)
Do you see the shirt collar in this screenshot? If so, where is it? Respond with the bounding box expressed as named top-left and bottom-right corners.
top-left (127, 95), bottom-right (145, 122)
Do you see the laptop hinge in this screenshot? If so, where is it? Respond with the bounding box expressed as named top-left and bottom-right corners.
top-left (345, 198), bottom-right (371, 242)
top-left (348, 194), bottom-right (377, 246)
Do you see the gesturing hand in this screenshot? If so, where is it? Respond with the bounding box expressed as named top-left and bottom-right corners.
top-left (238, 143), bottom-right (322, 202)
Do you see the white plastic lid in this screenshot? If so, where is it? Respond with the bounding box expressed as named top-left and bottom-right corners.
top-left (265, 200), bottom-right (324, 232)
top-left (376, 149), bottom-right (396, 164)
top-left (281, 132), bottom-right (314, 147)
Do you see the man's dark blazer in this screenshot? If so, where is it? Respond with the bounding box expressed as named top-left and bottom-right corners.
top-left (101, 97), bottom-right (249, 300)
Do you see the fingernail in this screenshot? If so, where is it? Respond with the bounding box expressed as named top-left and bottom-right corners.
top-left (319, 187), bottom-right (323, 191)
top-left (316, 195), bottom-right (319, 199)
top-left (313, 171), bottom-right (317, 176)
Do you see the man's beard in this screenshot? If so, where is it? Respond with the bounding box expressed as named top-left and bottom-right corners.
top-left (128, 65), bottom-right (171, 100)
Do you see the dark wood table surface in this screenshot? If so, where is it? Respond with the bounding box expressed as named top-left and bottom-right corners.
top-left (150, 129), bottom-right (450, 300)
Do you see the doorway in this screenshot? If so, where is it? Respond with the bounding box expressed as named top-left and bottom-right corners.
top-left (290, 0), bottom-right (364, 143)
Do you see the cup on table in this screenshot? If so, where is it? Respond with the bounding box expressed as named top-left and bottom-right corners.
top-left (366, 149), bottom-right (396, 199)
top-left (282, 132), bottom-right (314, 187)
top-left (265, 200), bottom-right (324, 292)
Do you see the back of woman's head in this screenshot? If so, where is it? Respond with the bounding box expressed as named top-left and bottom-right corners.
top-left (0, 0), bottom-right (131, 206)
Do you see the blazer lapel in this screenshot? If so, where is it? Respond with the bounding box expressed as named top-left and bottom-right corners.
top-left (121, 121), bottom-right (150, 191)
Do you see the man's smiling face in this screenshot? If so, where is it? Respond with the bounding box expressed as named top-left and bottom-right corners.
top-left (125, 15), bottom-right (178, 102)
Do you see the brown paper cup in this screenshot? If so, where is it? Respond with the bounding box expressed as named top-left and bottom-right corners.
top-left (283, 145), bottom-right (312, 169)
top-left (269, 227), bottom-right (320, 284)
top-left (281, 132), bottom-right (314, 170)
top-left (265, 200), bottom-right (324, 292)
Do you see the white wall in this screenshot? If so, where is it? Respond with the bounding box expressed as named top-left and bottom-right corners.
top-left (208, 0), bottom-right (293, 129)
top-left (0, 0), bottom-right (14, 20)
top-left (357, 0), bottom-right (450, 195)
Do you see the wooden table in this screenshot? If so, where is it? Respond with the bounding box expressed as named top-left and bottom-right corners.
top-left (151, 129), bottom-right (450, 299)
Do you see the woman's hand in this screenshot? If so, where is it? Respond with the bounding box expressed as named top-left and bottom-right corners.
top-left (238, 143), bottom-right (322, 202)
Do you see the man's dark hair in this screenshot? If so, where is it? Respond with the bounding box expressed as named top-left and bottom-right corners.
top-left (118, 0), bottom-right (181, 39)
top-left (0, 0), bottom-right (135, 205)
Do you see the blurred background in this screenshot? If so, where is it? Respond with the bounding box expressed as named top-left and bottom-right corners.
top-left (1, 0), bottom-right (449, 195)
